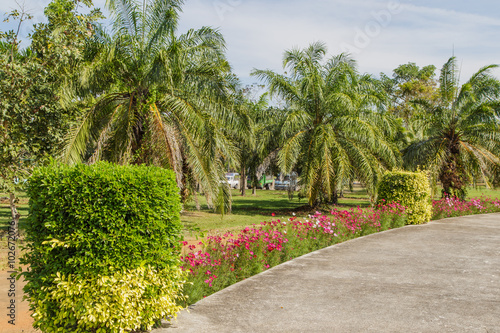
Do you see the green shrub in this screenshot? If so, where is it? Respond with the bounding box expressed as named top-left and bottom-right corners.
top-left (377, 170), bottom-right (432, 225)
top-left (34, 266), bottom-right (185, 333)
top-left (21, 162), bottom-right (185, 332)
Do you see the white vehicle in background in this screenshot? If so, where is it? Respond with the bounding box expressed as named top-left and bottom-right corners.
top-left (225, 173), bottom-right (240, 189)
top-left (275, 172), bottom-right (299, 191)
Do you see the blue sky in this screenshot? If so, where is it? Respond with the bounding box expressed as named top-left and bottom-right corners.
top-left (2, 0), bottom-right (499, 86)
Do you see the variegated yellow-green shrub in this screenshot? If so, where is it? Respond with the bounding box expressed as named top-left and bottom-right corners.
top-left (33, 266), bottom-right (186, 333)
top-left (21, 162), bottom-right (185, 332)
top-left (377, 170), bottom-right (432, 225)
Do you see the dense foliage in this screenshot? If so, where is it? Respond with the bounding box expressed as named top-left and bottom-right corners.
top-left (39, 266), bottom-right (185, 333)
top-left (377, 170), bottom-right (432, 224)
top-left (21, 162), bottom-right (184, 332)
top-left (0, 0), bottom-right (102, 223)
top-left (3, 0), bottom-right (500, 209)
top-left (380, 62), bottom-right (437, 127)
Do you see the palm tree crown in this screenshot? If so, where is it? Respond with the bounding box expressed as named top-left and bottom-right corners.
top-left (404, 57), bottom-right (500, 198)
top-left (252, 42), bottom-right (400, 206)
top-left (63, 0), bottom-right (239, 211)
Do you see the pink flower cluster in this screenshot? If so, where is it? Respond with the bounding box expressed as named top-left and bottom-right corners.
top-left (180, 228), bottom-right (288, 287)
top-left (432, 196), bottom-right (500, 219)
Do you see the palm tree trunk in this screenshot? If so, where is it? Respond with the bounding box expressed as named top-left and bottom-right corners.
top-left (331, 191), bottom-right (338, 204)
top-left (439, 151), bottom-right (468, 199)
top-left (204, 192), bottom-right (213, 209)
top-left (240, 163), bottom-right (247, 196)
top-left (194, 188), bottom-right (200, 211)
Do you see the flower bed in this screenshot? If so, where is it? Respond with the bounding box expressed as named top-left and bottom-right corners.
top-left (179, 203), bottom-right (407, 305)
top-left (179, 195), bottom-right (500, 306)
top-left (432, 196), bottom-right (500, 220)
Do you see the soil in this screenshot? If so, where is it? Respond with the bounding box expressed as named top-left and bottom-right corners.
top-left (0, 270), bottom-right (37, 333)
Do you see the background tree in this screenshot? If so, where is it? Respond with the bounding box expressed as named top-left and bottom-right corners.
top-left (380, 62), bottom-right (437, 123)
top-left (379, 62), bottom-right (438, 148)
top-left (403, 57), bottom-right (500, 198)
top-left (252, 42), bottom-right (400, 206)
top-left (0, 1), bottom-right (100, 227)
top-left (0, 28), bottom-right (31, 227)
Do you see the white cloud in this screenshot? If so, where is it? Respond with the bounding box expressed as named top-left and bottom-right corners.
top-left (401, 4), bottom-right (500, 27)
top-left (177, 0), bottom-right (500, 83)
top-left (1, 0), bottom-right (498, 83)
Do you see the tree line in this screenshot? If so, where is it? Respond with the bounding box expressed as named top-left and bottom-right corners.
top-left (2, 0), bottom-right (500, 215)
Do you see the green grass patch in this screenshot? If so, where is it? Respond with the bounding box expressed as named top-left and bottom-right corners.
top-left (465, 187), bottom-right (500, 198)
top-left (182, 190), bottom-right (303, 233)
top-left (182, 188), bottom-right (372, 233)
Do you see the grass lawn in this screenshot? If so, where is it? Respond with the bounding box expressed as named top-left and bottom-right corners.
top-left (182, 189), bottom-right (303, 232)
top-left (181, 186), bottom-right (372, 233)
top-left (460, 187), bottom-right (500, 198)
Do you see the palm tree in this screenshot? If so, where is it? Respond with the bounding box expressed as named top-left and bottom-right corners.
top-left (252, 42), bottom-right (400, 206)
top-left (403, 57), bottom-right (500, 198)
top-left (62, 0), bottom-right (240, 212)
top-left (230, 91), bottom-right (284, 196)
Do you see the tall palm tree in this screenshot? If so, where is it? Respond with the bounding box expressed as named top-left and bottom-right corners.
top-left (62, 0), bottom-right (240, 212)
top-left (252, 42), bottom-right (400, 206)
top-left (404, 57), bottom-right (500, 198)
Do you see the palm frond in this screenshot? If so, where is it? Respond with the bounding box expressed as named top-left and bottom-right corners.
top-left (439, 57), bottom-right (458, 104)
top-left (106, 0), bottom-right (141, 37)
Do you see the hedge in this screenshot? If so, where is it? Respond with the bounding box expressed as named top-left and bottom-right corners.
top-left (21, 162), bottom-right (185, 332)
top-left (377, 170), bottom-right (432, 225)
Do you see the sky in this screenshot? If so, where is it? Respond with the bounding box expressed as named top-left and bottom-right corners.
top-left (2, 0), bottom-right (500, 87)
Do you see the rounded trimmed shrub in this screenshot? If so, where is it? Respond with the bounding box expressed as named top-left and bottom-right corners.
top-left (377, 170), bottom-right (432, 225)
top-left (21, 162), bottom-right (185, 332)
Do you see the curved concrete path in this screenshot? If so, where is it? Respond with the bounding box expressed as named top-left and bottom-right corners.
top-left (155, 214), bottom-right (500, 332)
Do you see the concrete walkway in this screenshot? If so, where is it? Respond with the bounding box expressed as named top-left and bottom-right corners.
top-left (155, 214), bottom-right (500, 332)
